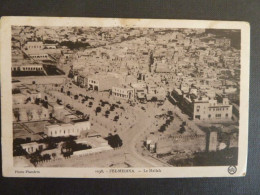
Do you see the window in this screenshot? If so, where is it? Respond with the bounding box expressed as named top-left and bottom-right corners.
top-left (208, 114), bottom-right (211, 118)
top-left (226, 113), bottom-right (228, 118)
top-left (195, 115), bottom-right (200, 119)
top-left (216, 114), bottom-right (221, 118)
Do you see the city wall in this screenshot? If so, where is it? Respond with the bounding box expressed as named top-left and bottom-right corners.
top-left (156, 134), bottom-right (207, 154)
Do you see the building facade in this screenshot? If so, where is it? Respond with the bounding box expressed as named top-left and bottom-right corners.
top-left (12, 64), bottom-right (44, 71)
top-left (188, 96), bottom-right (233, 121)
top-left (21, 142), bottom-right (47, 154)
top-left (112, 86), bottom-right (134, 100)
top-left (45, 121), bottom-right (90, 137)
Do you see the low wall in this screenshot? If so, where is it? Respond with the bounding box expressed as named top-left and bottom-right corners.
top-left (156, 135), bottom-right (206, 154)
top-left (72, 146), bottom-right (113, 157)
top-left (13, 75), bottom-right (66, 85)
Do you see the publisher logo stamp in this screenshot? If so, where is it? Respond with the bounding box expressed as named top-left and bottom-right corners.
top-left (228, 166), bottom-right (237, 175)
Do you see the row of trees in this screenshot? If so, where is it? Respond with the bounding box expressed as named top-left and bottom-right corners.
top-left (44, 39), bottom-right (90, 50)
top-left (29, 151), bottom-right (52, 166)
top-left (35, 98), bottom-right (49, 109)
top-left (158, 111), bottom-right (174, 133)
top-left (60, 41), bottom-right (90, 50)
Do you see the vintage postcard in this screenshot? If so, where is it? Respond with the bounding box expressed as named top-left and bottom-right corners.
top-left (1, 17), bottom-right (250, 178)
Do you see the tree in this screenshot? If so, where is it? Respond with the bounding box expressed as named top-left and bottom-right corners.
top-left (110, 105), bottom-right (115, 111)
top-left (106, 134), bottom-right (123, 148)
top-left (43, 101), bottom-right (48, 109)
top-left (44, 39), bottom-right (57, 44)
top-left (105, 110), bottom-right (110, 118)
top-left (13, 144), bottom-right (26, 156)
top-left (95, 107), bottom-right (101, 116)
top-left (151, 97), bottom-right (158, 102)
top-left (159, 125), bottom-right (166, 132)
top-left (60, 41), bottom-right (90, 50)
top-left (42, 154), bottom-right (51, 161)
top-left (61, 140), bottom-right (76, 157)
top-left (26, 110), bottom-right (33, 121)
top-left (74, 95), bottom-right (78, 100)
top-left (178, 126), bottom-right (186, 134)
top-left (68, 70), bottom-right (74, 78)
top-left (13, 108), bottom-right (20, 122)
top-left (51, 153), bottom-right (57, 160)
top-left (44, 137), bottom-right (57, 150)
top-left (24, 97), bottom-right (31, 104)
top-left (29, 151), bottom-right (42, 166)
top-left (35, 98), bottom-right (40, 105)
top-left (114, 115), bottom-right (119, 122)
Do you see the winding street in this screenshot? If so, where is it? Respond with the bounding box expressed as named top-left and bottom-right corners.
top-left (119, 108), bottom-right (169, 167)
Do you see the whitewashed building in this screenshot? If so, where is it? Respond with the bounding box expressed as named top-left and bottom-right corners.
top-left (112, 86), bottom-right (134, 100)
top-left (21, 142), bottom-right (47, 154)
top-left (45, 121), bottom-right (90, 137)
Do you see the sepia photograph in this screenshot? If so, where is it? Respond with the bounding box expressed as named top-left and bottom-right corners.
top-left (1, 17), bottom-right (250, 178)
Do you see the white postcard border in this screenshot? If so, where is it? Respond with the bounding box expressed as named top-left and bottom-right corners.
top-left (1, 17), bottom-right (250, 178)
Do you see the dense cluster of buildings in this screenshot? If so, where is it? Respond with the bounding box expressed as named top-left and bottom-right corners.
top-left (12, 26), bottom-right (241, 166)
